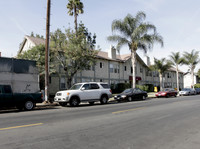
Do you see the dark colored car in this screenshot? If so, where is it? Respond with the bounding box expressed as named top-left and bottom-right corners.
top-left (155, 88), bottom-right (177, 98)
top-left (195, 88), bottom-right (200, 94)
top-left (0, 85), bottom-right (43, 110)
top-left (114, 88), bottom-right (148, 102)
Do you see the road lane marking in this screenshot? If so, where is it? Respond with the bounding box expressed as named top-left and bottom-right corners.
top-left (0, 123), bottom-right (43, 131)
top-left (112, 107), bottom-right (145, 114)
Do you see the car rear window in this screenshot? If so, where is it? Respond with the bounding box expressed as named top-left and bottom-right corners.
top-left (100, 84), bottom-right (110, 89)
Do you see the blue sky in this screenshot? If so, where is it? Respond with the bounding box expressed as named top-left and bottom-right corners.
top-left (0, 0), bottom-right (200, 72)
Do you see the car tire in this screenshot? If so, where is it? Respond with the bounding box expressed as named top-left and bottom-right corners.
top-left (100, 96), bottom-right (108, 104)
top-left (142, 95), bottom-right (146, 100)
top-left (128, 97), bottom-right (132, 102)
top-left (166, 94), bottom-right (169, 98)
top-left (24, 100), bottom-right (35, 110)
top-left (59, 102), bottom-right (68, 107)
top-left (69, 98), bottom-right (80, 107)
top-left (174, 94), bottom-right (177, 97)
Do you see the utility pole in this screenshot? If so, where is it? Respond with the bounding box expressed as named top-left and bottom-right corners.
top-left (45, 0), bottom-right (51, 102)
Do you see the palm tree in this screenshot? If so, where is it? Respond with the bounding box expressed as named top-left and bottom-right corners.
top-left (168, 52), bottom-right (184, 91)
top-left (151, 58), bottom-right (172, 91)
top-left (67, 0), bottom-right (84, 33)
top-left (107, 12), bottom-right (163, 88)
top-left (183, 49), bottom-right (200, 88)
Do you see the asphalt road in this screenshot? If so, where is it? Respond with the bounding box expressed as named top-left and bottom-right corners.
top-left (1, 95), bottom-right (200, 149)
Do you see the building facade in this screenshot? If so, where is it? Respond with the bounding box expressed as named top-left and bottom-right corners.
top-left (48, 47), bottom-right (184, 96)
top-left (18, 36), bottom-right (184, 97)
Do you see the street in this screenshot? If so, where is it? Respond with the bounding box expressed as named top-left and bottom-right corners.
top-left (1, 95), bottom-right (200, 149)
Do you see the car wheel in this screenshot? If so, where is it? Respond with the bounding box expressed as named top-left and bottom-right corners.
top-left (128, 97), bottom-right (132, 102)
top-left (24, 100), bottom-right (35, 110)
top-left (100, 96), bottom-right (108, 104)
top-left (166, 94), bottom-right (169, 98)
top-left (69, 98), bottom-right (80, 107)
top-left (174, 94), bottom-right (177, 97)
top-left (59, 102), bottom-right (68, 107)
top-left (142, 95), bottom-right (146, 100)
top-left (89, 102), bottom-right (94, 105)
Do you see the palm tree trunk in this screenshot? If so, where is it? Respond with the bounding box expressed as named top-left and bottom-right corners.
top-left (74, 6), bottom-right (78, 33)
top-left (159, 73), bottom-right (163, 91)
top-left (191, 68), bottom-right (194, 88)
top-left (131, 51), bottom-right (136, 88)
top-left (176, 65), bottom-right (179, 91)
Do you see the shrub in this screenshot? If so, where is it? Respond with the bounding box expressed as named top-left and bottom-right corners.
top-left (111, 83), bottom-right (131, 94)
top-left (194, 84), bottom-right (200, 88)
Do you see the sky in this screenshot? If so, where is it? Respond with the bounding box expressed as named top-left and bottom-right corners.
top-left (0, 0), bottom-right (200, 72)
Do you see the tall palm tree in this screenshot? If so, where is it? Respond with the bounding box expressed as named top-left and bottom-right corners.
top-left (107, 12), bottom-right (163, 88)
top-left (151, 58), bottom-right (172, 91)
top-left (183, 49), bottom-right (200, 88)
top-left (168, 52), bottom-right (184, 91)
top-left (67, 0), bottom-right (84, 33)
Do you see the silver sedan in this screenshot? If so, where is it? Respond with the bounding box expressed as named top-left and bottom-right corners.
top-left (179, 88), bottom-right (196, 96)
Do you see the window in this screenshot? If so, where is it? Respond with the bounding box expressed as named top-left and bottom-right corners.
top-left (100, 84), bottom-right (110, 89)
top-left (100, 79), bottom-right (103, 82)
top-left (90, 83), bottom-right (99, 89)
top-left (60, 77), bottom-right (66, 89)
top-left (100, 62), bottom-right (103, 68)
top-left (140, 67), bottom-right (143, 73)
top-left (124, 66), bottom-right (127, 71)
top-left (110, 64), bottom-right (114, 73)
top-left (131, 67), bottom-right (133, 73)
top-left (167, 73), bottom-right (171, 78)
top-left (82, 84), bottom-right (90, 90)
top-left (4, 85), bottom-right (12, 93)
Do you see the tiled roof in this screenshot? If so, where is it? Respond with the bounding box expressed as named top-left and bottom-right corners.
top-left (97, 51), bottom-right (148, 68)
top-left (26, 35), bottom-right (45, 46)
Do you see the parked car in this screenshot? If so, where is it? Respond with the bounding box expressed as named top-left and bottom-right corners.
top-left (155, 88), bottom-right (177, 98)
top-left (195, 88), bottom-right (200, 94)
top-left (0, 85), bottom-right (43, 110)
top-left (54, 82), bottom-right (112, 107)
top-left (114, 88), bottom-right (148, 102)
top-left (179, 88), bottom-right (196, 96)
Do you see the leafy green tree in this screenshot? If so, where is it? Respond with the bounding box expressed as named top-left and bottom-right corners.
top-left (67, 0), bottom-right (84, 33)
top-left (51, 24), bottom-right (97, 89)
top-left (197, 69), bottom-right (200, 78)
top-left (17, 45), bottom-right (55, 90)
top-left (168, 52), bottom-right (184, 91)
top-left (107, 12), bottom-right (163, 88)
top-left (150, 58), bottom-right (172, 91)
top-left (183, 49), bottom-right (200, 88)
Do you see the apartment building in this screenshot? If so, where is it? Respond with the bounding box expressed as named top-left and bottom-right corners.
top-left (49, 46), bottom-right (184, 96)
top-left (18, 35), bottom-right (184, 96)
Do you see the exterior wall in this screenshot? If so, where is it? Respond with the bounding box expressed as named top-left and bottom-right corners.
top-left (22, 39), bottom-right (35, 53)
top-left (184, 73), bottom-right (197, 88)
top-left (0, 57), bottom-right (40, 93)
top-left (48, 56), bottom-right (184, 95)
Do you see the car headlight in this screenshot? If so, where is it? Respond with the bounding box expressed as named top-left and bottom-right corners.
top-left (161, 93), bottom-right (166, 95)
top-left (121, 95), bottom-right (127, 98)
top-left (114, 96), bottom-right (117, 98)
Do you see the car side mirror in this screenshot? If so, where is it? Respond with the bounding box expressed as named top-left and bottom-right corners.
top-left (81, 87), bottom-right (85, 91)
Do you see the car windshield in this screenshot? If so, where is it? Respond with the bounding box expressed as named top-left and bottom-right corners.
top-left (70, 84), bottom-right (82, 90)
top-left (162, 88), bottom-right (170, 91)
top-left (182, 88), bottom-right (190, 91)
top-left (122, 89), bottom-right (132, 93)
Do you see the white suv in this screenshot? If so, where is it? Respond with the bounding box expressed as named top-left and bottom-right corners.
top-left (54, 82), bottom-right (112, 107)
